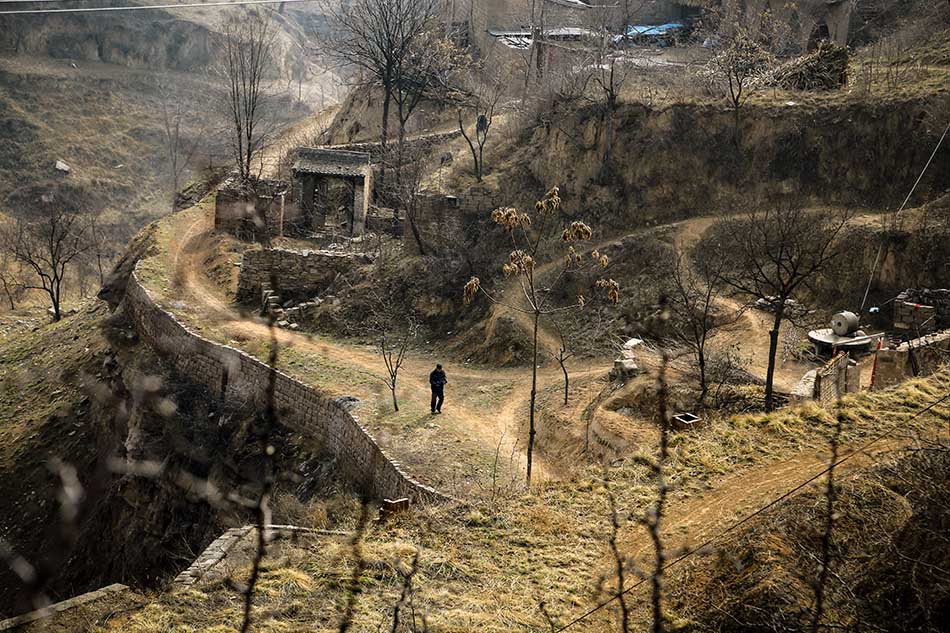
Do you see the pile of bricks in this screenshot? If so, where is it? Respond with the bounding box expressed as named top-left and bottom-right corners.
top-left (894, 289), bottom-right (950, 333)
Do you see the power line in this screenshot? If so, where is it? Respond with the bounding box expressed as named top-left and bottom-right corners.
top-left (554, 389), bottom-right (950, 632)
top-left (0, 0), bottom-right (316, 15)
top-left (860, 120), bottom-right (950, 312)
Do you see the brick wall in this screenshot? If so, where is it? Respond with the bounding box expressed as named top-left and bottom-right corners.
top-left (124, 269), bottom-right (447, 505)
top-left (873, 329), bottom-right (950, 391)
top-left (236, 248), bottom-right (358, 304)
top-left (894, 289), bottom-right (950, 332)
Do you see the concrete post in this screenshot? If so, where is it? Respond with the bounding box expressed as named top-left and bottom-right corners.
top-left (351, 175), bottom-right (368, 236)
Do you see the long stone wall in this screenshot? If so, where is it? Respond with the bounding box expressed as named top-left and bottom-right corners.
top-left (124, 268), bottom-right (446, 505)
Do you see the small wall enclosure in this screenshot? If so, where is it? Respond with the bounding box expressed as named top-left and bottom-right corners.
top-left (293, 149), bottom-right (373, 237)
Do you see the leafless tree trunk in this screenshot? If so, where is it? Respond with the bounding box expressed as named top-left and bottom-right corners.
top-left (5, 185), bottom-right (92, 321)
top-left (223, 11), bottom-right (277, 182)
top-left (669, 251), bottom-right (733, 402)
top-left (328, 0), bottom-right (442, 186)
top-left (713, 207), bottom-right (848, 411)
top-left (464, 188), bottom-right (620, 486)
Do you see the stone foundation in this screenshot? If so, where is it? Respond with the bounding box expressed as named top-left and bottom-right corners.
top-left (894, 289), bottom-right (950, 333)
top-left (236, 248), bottom-right (358, 305)
top-left (873, 329), bottom-right (950, 390)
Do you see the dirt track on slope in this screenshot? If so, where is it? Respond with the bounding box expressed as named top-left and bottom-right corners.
top-left (166, 207), bottom-right (568, 491)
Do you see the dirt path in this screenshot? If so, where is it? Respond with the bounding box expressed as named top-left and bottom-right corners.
top-left (166, 206), bottom-right (567, 489)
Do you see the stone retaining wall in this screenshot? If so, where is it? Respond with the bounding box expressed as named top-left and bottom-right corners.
top-left (174, 525), bottom-right (346, 587)
top-left (124, 268), bottom-right (446, 505)
top-left (325, 130), bottom-right (462, 160)
top-left (236, 248), bottom-right (358, 304)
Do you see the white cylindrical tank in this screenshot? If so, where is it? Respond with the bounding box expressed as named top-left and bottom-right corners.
top-left (831, 311), bottom-right (860, 337)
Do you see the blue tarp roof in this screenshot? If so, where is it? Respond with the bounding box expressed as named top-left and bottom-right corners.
top-left (625, 22), bottom-right (685, 37)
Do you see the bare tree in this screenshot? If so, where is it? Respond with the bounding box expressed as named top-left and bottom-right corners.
top-left (376, 315), bottom-right (418, 413)
top-left (456, 65), bottom-right (506, 182)
top-left (550, 320), bottom-right (575, 406)
top-left (703, 28), bottom-right (774, 144)
top-left (0, 230), bottom-right (25, 310)
top-left (668, 251), bottom-right (733, 402)
top-left (158, 74), bottom-right (210, 210)
top-left (223, 11), bottom-right (278, 182)
top-left (464, 187), bottom-right (619, 485)
top-left (328, 0), bottom-right (441, 182)
top-left (5, 185), bottom-right (92, 321)
top-left (391, 33), bottom-right (466, 183)
top-left (712, 207), bottom-right (849, 411)
top-left (581, 5), bottom-right (634, 167)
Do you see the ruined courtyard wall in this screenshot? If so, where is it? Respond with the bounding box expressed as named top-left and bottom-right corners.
top-left (123, 268), bottom-right (446, 504)
top-left (235, 249), bottom-right (357, 304)
top-left (873, 330), bottom-right (950, 391)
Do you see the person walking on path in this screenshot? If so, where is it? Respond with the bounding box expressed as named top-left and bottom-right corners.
top-left (429, 364), bottom-right (447, 414)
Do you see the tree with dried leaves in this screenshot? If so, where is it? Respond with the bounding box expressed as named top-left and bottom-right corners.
top-left (4, 185), bottom-right (93, 321)
top-left (711, 206), bottom-right (849, 411)
top-left (223, 10), bottom-right (278, 182)
top-left (463, 187), bottom-right (619, 485)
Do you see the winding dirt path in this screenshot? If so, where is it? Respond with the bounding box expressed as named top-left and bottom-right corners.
top-left (165, 206), bottom-right (568, 490)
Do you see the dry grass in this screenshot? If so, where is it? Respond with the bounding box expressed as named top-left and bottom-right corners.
top-left (90, 369), bottom-right (950, 632)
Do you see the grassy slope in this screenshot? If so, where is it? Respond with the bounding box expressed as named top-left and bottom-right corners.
top-left (78, 369), bottom-right (950, 633)
top-left (0, 56), bottom-right (219, 233)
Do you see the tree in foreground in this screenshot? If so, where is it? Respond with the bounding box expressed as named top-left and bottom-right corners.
top-left (711, 206), bottom-right (848, 411)
top-left (464, 187), bottom-right (619, 485)
top-left (4, 184), bottom-right (92, 321)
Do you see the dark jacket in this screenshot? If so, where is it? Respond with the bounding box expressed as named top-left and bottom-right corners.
top-left (429, 369), bottom-right (447, 389)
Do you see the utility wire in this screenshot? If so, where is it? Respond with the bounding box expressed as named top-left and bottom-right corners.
top-left (0, 0), bottom-right (316, 15)
top-left (554, 389), bottom-right (950, 632)
top-left (860, 120), bottom-right (950, 312)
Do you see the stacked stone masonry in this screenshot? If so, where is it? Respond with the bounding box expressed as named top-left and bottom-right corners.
top-left (124, 268), bottom-right (446, 505)
top-left (236, 248), bottom-right (357, 304)
top-left (874, 329), bottom-right (950, 390)
top-left (894, 289), bottom-right (950, 332)
top-left (0, 584), bottom-right (130, 630)
top-left (814, 352), bottom-right (858, 408)
top-left (174, 525), bottom-right (346, 587)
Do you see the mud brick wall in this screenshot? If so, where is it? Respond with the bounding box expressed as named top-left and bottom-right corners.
top-left (236, 248), bottom-right (357, 304)
top-left (124, 269), bottom-right (446, 505)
